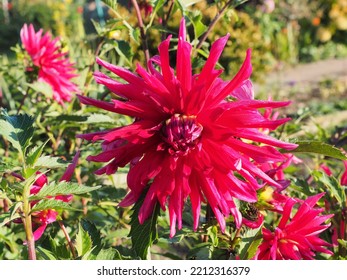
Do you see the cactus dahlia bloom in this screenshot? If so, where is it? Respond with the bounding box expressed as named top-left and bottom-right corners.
top-left (20, 23), bottom-right (79, 105)
top-left (78, 18), bottom-right (297, 237)
top-left (255, 193), bottom-right (333, 260)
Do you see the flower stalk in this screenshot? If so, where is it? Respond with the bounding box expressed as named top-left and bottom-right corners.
top-left (22, 179), bottom-right (36, 260)
top-left (131, 0), bottom-right (150, 68)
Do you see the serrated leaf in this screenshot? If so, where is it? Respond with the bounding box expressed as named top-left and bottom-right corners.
top-left (75, 222), bottom-right (93, 257)
top-left (34, 156), bottom-right (68, 169)
top-left (26, 140), bottom-right (49, 166)
top-left (30, 181), bottom-right (101, 200)
top-left (128, 188), bottom-right (160, 260)
top-left (0, 110), bottom-right (35, 157)
top-left (84, 114), bottom-right (115, 124)
top-left (102, 0), bottom-right (117, 10)
top-left (96, 248), bottom-right (122, 260)
top-left (238, 228), bottom-right (263, 260)
top-left (52, 113), bottom-right (114, 124)
top-left (27, 81), bottom-right (53, 98)
top-left (36, 246), bottom-right (57, 260)
top-left (313, 171), bottom-right (346, 207)
top-left (0, 212), bottom-right (21, 227)
top-left (281, 141), bottom-right (347, 160)
top-left (80, 219), bottom-right (102, 254)
top-left (30, 199), bottom-right (77, 213)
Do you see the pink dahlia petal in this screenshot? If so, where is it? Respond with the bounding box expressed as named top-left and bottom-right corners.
top-left (211, 49), bottom-right (252, 106)
top-left (341, 161), bottom-right (347, 185)
top-left (80, 18), bottom-right (298, 237)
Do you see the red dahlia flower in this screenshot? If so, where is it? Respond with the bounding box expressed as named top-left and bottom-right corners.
top-left (78, 18), bottom-right (297, 237)
top-left (20, 23), bottom-right (79, 105)
top-left (255, 193), bottom-right (333, 260)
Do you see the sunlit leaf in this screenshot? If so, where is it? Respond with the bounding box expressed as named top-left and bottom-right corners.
top-left (29, 181), bottom-right (101, 201)
top-left (281, 140), bottom-right (347, 160)
top-left (30, 199), bottom-right (77, 213)
top-left (34, 156), bottom-right (68, 169)
top-left (75, 222), bottom-right (93, 257)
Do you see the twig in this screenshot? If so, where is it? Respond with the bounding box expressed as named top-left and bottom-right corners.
top-left (161, 0), bottom-right (175, 41)
top-left (196, 0), bottom-right (234, 50)
top-left (131, 0), bottom-right (150, 68)
top-left (58, 220), bottom-right (77, 259)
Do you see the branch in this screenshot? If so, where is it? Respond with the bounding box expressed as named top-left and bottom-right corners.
top-left (196, 0), bottom-right (234, 50)
top-left (131, 0), bottom-right (150, 68)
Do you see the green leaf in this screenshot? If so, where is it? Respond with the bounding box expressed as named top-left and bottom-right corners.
top-left (36, 246), bottom-right (57, 260)
top-left (114, 40), bottom-right (133, 66)
top-left (80, 219), bottom-right (102, 254)
top-left (153, 0), bottom-right (165, 13)
top-left (26, 140), bottom-right (49, 166)
top-left (96, 248), bottom-right (122, 260)
top-left (128, 188), bottom-right (160, 260)
top-left (238, 228), bottom-right (263, 260)
top-left (180, 0), bottom-right (204, 7)
top-left (0, 212), bottom-right (21, 227)
top-left (27, 81), bottom-right (53, 98)
top-left (0, 160), bottom-right (15, 174)
top-left (281, 140), bottom-right (347, 160)
top-left (30, 181), bottom-right (101, 200)
top-left (34, 156), bottom-right (68, 169)
top-left (102, 0), bottom-right (117, 10)
top-left (207, 225), bottom-right (219, 247)
top-left (52, 113), bottom-right (114, 124)
top-left (30, 199), bottom-right (77, 213)
top-left (75, 222), bottom-right (93, 257)
top-left (313, 171), bottom-right (346, 207)
top-left (0, 110), bottom-right (35, 157)
top-left (188, 12), bottom-right (207, 38)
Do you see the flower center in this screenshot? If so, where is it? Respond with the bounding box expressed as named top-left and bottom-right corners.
top-left (161, 114), bottom-right (203, 156)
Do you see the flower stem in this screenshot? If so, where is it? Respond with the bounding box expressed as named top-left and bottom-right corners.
top-left (131, 0), bottom-right (150, 68)
top-left (58, 220), bottom-right (77, 259)
top-left (22, 181), bottom-right (36, 260)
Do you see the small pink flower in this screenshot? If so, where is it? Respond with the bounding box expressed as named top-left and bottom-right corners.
top-left (255, 193), bottom-right (333, 260)
top-left (78, 18), bottom-right (297, 237)
top-left (20, 23), bottom-right (79, 105)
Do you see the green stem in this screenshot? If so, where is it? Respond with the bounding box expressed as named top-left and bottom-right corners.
top-left (22, 179), bottom-right (36, 260)
top-left (58, 221), bottom-right (77, 259)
